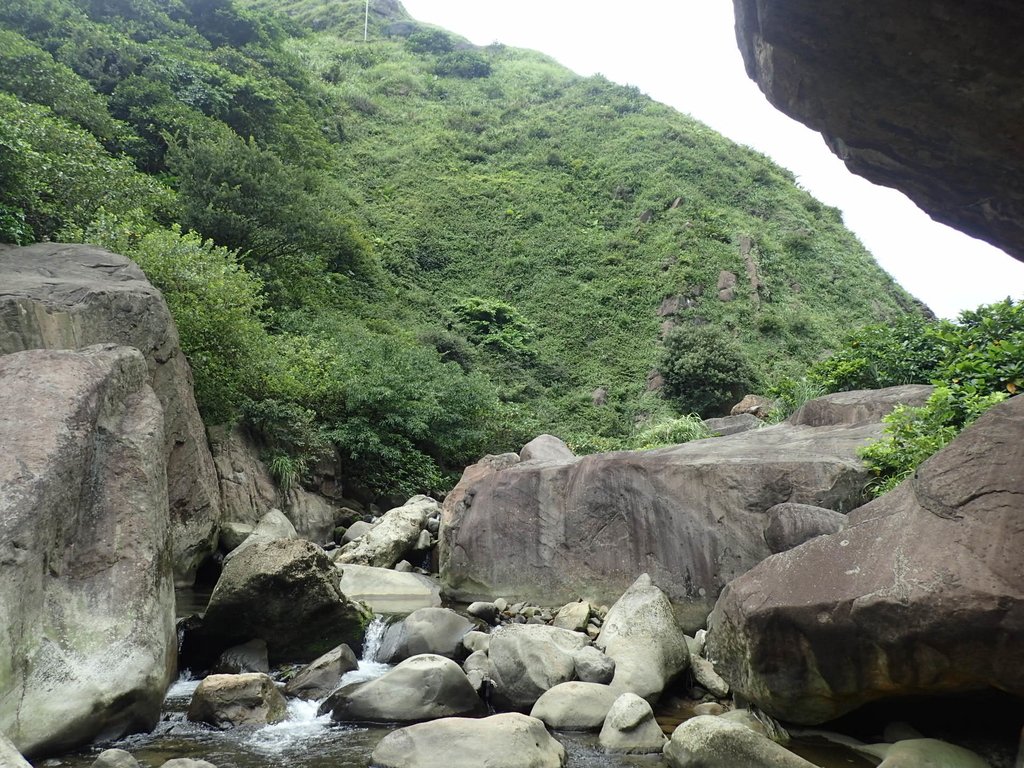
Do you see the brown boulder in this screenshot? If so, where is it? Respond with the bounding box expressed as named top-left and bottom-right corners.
top-left (707, 395), bottom-right (1024, 723)
top-left (0, 244), bottom-right (221, 584)
top-left (440, 387), bottom-right (929, 631)
top-left (186, 673), bottom-right (287, 728)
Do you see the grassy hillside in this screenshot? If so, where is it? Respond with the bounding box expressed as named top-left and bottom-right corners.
top-left (0, 0), bottom-right (922, 499)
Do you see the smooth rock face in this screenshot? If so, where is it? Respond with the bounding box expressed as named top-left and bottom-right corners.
top-left (188, 538), bottom-right (368, 666)
top-left (552, 600), bottom-right (591, 631)
top-left (520, 434), bottom-right (575, 463)
top-left (0, 244), bottom-right (221, 583)
top-left (92, 749), bottom-right (141, 768)
top-left (732, 1), bottom-right (1024, 263)
top-left (596, 574), bottom-right (690, 703)
top-left (707, 395), bottom-right (1024, 724)
top-left (337, 496), bottom-right (438, 568)
top-left (323, 654), bottom-right (481, 723)
top-left (572, 645), bottom-right (616, 684)
top-left (703, 413), bottom-right (761, 436)
top-left (338, 564), bottom-right (442, 613)
top-left (0, 735), bottom-right (33, 768)
top-left (223, 509), bottom-right (297, 563)
top-left (441, 387), bottom-right (928, 628)
top-left (370, 713), bottom-right (566, 768)
top-left (0, 346), bottom-right (175, 758)
top-left (378, 608), bottom-right (473, 663)
top-left (763, 502), bottom-right (847, 554)
top-left (186, 673), bottom-right (287, 728)
top-left (664, 715), bottom-right (817, 768)
top-left (598, 692), bottom-right (666, 755)
top-left (529, 682), bottom-right (617, 730)
top-left (487, 624), bottom-right (590, 710)
top-left (284, 644), bottom-right (358, 701)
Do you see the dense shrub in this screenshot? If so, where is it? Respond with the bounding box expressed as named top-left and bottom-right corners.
top-left (659, 324), bottom-right (756, 417)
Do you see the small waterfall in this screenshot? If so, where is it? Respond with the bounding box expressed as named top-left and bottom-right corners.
top-left (361, 615), bottom-right (388, 663)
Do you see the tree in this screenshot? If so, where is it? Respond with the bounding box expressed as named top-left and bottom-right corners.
top-left (659, 324), bottom-right (755, 417)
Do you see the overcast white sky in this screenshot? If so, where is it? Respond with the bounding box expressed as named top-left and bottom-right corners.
top-left (398, 0), bottom-right (1024, 319)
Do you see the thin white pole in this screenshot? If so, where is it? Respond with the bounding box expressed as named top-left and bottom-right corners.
top-left (364, 0), bottom-right (369, 41)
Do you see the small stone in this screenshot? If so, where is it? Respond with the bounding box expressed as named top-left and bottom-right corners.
top-left (494, 597), bottom-right (508, 612)
top-left (414, 529), bottom-right (432, 551)
top-left (694, 702), bottom-right (726, 716)
top-left (462, 630), bottom-right (491, 653)
top-left (586, 624), bottom-right (601, 640)
top-left (92, 749), bottom-right (140, 768)
top-left (527, 616), bottom-right (545, 625)
top-left (394, 560), bottom-right (413, 572)
top-left (510, 601), bottom-right (526, 615)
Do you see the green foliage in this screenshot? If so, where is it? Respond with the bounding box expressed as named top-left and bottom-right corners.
top-left (659, 324), bottom-right (756, 417)
top-left (806, 315), bottom-right (945, 392)
top-left (934, 298), bottom-right (1024, 398)
top-left (452, 297), bottom-right (535, 359)
top-left (435, 50), bottom-right (491, 79)
top-left (765, 376), bottom-right (825, 423)
top-left (860, 386), bottom-right (1007, 496)
top-left (628, 413), bottom-right (712, 450)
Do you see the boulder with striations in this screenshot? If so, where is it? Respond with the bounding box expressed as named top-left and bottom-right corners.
top-left (0, 244), bottom-right (221, 584)
top-left (707, 394), bottom-right (1024, 724)
top-left (441, 387), bottom-right (930, 630)
top-left (0, 346), bottom-right (175, 757)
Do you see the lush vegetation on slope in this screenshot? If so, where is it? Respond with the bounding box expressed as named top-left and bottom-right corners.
top-left (0, 0), bottom-right (922, 500)
top-left (774, 299), bottom-right (1023, 494)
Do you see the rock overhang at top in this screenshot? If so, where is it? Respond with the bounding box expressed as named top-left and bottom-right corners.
top-left (732, 0), bottom-right (1024, 262)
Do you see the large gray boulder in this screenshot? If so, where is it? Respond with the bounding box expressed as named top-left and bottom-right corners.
top-left (520, 434), bottom-right (575, 463)
top-left (707, 394), bottom-right (1024, 724)
top-left (0, 346), bottom-right (175, 757)
top-left (337, 495), bottom-right (438, 568)
top-left (529, 682), bottom-right (617, 730)
top-left (338, 564), bottom-right (442, 613)
top-left (762, 502), bottom-right (847, 554)
top-left (187, 538), bottom-right (369, 666)
top-left (284, 644), bottom-right (358, 701)
top-left (370, 713), bottom-right (566, 768)
top-left (378, 607), bottom-right (473, 663)
top-left (664, 715), bottom-right (817, 767)
top-left (487, 624), bottom-right (590, 710)
top-left (222, 508), bottom-right (296, 563)
top-left (596, 574), bottom-right (690, 703)
top-left (322, 654), bottom-right (481, 723)
top-left (441, 387), bottom-right (931, 629)
top-left (186, 673), bottom-right (287, 728)
top-left (0, 244), bottom-right (221, 584)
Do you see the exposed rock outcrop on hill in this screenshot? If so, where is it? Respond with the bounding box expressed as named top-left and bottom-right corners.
top-left (0, 243), bottom-right (221, 583)
top-left (440, 386), bottom-right (931, 630)
top-left (732, 0), bottom-right (1024, 261)
top-left (0, 346), bottom-right (175, 757)
top-left (707, 394), bottom-right (1024, 723)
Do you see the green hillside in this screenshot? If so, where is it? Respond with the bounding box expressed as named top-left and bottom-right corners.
top-left (0, 0), bottom-right (922, 500)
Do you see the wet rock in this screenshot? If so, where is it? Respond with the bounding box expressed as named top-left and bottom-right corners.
top-left (664, 715), bottom-right (817, 767)
top-left (763, 502), bottom-right (847, 554)
top-left (284, 644), bottom-right (358, 701)
top-left (370, 713), bottom-right (565, 768)
top-left (92, 749), bottom-right (140, 768)
top-left (598, 692), bottom-right (666, 754)
top-left (379, 607), bottom-right (474, 663)
top-left (466, 601), bottom-right (499, 623)
top-left (186, 538), bottom-right (369, 666)
top-left (596, 574), bottom-right (690, 703)
top-left (0, 346), bottom-right (175, 757)
top-left (213, 639), bottom-right (269, 675)
top-left (323, 654), bottom-right (481, 723)
top-left (337, 496), bottom-right (438, 568)
top-left (530, 682), bottom-right (617, 730)
top-left (488, 624), bottom-right (590, 710)
top-left (0, 244), bottom-right (222, 584)
top-left (338, 564), bottom-right (441, 614)
top-left (708, 395), bottom-right (1024, 724)
top-left (186, 673), bottom-right (287, 728)
top-left (160, 759), bottom-right (218, 768)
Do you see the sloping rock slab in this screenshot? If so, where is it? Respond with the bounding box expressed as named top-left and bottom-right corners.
top-left (0, 346), bottom-right (175, 757)
top-left (338, 564), bottom-right (442, 614)
top-left (707, 395), bottom-right (1024, 724)
top-left (441, 387), bottom-right (930, 630)
top-left (0, 243), bottom-right (221, 584)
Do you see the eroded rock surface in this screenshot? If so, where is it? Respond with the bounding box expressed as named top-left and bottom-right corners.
top-left (0, 346), bottom-right (175, 757)
top-left (732, 1), bottom-right (1024, 262)
top-left (441, 387), bottom-right (929, 629)
top-left (707, 395), bottom-right (1024, 723)
top-left (0, 244), bottom-right (221, 583)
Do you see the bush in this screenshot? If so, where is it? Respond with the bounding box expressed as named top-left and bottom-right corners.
top-left (435, 51), bottom-right (492, 79)
top-left (629, 414), bottom-right (712, 450)
top-left (659, 324), bottom-right (756, 417)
